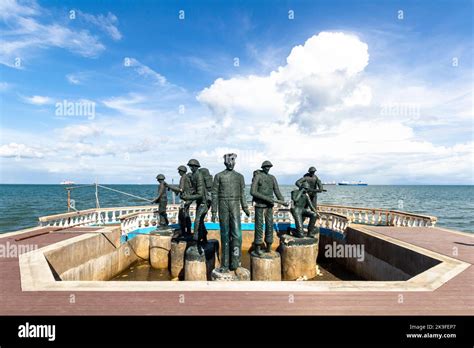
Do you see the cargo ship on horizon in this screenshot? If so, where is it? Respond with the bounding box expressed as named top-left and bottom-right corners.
top-left (337, 181), bottom-right (368, 186)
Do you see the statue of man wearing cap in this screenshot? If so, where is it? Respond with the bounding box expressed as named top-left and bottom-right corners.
top-left (250, 160), bottom-right (288, 256)
top-left (167, 165), bottom-right (193, 237)
top-left (211, 153), bottom-right (250, 271)
top-left (295, 166), bottom-right (324, 208)
top-left (152, 174), bottom-right (169, 226)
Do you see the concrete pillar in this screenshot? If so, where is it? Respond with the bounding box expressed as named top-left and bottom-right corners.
top-left (279, 234), bottom-right (318, 280)
top-left (149, 230), bottom-right (173, 269)
top-left (184, 240), bottom-right (219, 281)
top-left (184, 245), bottom-right (206, 281)
top-left (170, 239), bottom-right (187, 279)
top-left (250, 251), bottom-right (281, 281)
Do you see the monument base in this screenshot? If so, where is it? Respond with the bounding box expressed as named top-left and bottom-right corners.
top-left (279, 234), bottom-right (319, 280)
top-left (170, 239), bottom-right (187, 279)
top-left (149, 228), bottom-right (174, 269)
top-left (184, 240), bottom-right (219, 281)
top-left (211, 267), bottom-right (251, 281)
top-left (250, 250), bottom-right (281, 281)
top-left (170, 233), bottom-right (195, 279)
top-left (153, 226), bottom-right (175, 235)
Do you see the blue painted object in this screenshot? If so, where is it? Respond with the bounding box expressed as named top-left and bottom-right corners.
top-left (120, 222), bottom-right (345, 243)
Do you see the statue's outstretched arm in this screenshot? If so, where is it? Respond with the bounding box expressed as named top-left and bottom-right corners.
top-left (293, 189), bottom-right (304, 203)
top-left (240, 175), bottom-right (250, 214)
top-left (295, 176), bottom-right (305, 188)
top-left (273, 176), bottom-right (285, 202)
top-left (167, 184), bottom-right (181, 194)
top-left (316, 176), bottom-right (324, 191)
top-left (306, 193), bottom-right (317, 213)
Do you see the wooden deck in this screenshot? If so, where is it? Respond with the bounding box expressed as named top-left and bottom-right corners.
top-left (0, 225), bottom-right (473, 315)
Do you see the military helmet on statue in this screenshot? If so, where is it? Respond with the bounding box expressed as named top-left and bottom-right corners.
top-left (187, 159), bottom-right (201, 167)
top-left (261, 160), bottom-right (273, 168)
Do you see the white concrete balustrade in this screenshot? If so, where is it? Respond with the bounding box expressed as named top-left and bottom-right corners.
top-left (38, 205), bottom-right (158, 228)
top-left (318, 204), bottom-right (437, 227)
top-left (38, 203), bottom-right (436, 235)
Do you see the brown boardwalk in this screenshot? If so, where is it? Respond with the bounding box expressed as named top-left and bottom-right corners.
top-left (0, 225), bottom-right (473, 315)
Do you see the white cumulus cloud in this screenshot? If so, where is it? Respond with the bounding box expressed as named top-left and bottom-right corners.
top-left (22, 95), bottom-right (53, 105)
top-left (0, 142), bottom-right (44, 158)
top-left (0, 0), bottom-right (121, 68)
top-left (198, 32), bottom-right (371, 131)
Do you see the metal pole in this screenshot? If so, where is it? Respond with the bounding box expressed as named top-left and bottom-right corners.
top-left (95, 179), bottom-right (100, 209)
top-left (172, 178), bottom-right (176, 204)
top-left (67, 189), bottom-right (71, 212)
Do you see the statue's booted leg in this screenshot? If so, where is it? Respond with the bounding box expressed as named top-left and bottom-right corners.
top-left (305, 210), bottom-right (318, 238)
top-left (292, 207), bottom-right (305, 238)
top-left (199, 204), bottom-right (209, 243)
top-left (229, 202), bottom-right (242, 271)
top-left (193, 203), bottom-right (209, 247)
top-left (184, 202), bottom-right (192, 236)
top-left (254, 206), bottom-right (264, 256)
top-left (177, 208), bottom-right (186, 236)
top-left (218, 201), bottom-right (230, 272)
top-left (158, 203), bottom-right (169, 226)
top-left (193, 203), bottom-right (203, 241)
top-left (264, 206), bottom-right (274, 252)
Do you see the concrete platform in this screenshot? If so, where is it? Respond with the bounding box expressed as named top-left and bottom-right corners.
top-left (0, 224), bottom-right (473, 315)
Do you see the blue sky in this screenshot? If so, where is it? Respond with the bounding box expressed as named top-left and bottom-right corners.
top-left (0, 0), bottom-right (472, 184)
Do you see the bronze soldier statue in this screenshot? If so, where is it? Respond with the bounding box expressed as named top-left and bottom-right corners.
top-left (167, 165), bottom-right (193, 237)
top-left (152, 174), bottom-right (169, 226)
top-left (211, 153), bottom-right (250, 272)
top-left (182, 161), bottom-right (213, 245)
top-left (295, 166), bottom-right (324, 208)
top-left (290, 181), bottom-right (319, 238)
top-left (250, 160), bottom-right (288, 256)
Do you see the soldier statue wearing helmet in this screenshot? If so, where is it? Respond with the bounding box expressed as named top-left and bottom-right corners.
top-left (167, 165), bottom-right (193, 237)
top-left (293, 165), bottom-right (326, 239)
top-left (250, 160), bottom-right (288, 256)
top-left (295, 166), bottom-right (324, 208)
top-left (290, 181), bottom-right (319, 238)
top-left (152, 174), bottom-right (169, 226)
top-left (181, 159), bottom-right (214, 245)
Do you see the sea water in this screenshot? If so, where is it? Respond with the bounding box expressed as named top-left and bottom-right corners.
top-left (0, 184), bottom-right (472, 233)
